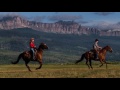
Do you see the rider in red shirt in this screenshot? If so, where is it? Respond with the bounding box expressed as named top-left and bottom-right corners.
top-left (30, 41), bottom-right (36, 48)
top-left (29, 38), bottom-right (36, 60)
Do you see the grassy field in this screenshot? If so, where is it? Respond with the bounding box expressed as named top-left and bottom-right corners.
top-left (0, 62), bottom-right (120, 78)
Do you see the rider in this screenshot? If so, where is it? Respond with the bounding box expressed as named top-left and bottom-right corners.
top-left (93, 39), bottom-right (102, 60)
top-left (29, 38), bottom-right (36, 60)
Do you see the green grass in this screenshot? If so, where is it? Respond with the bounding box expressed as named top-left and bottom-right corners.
top-left (0, 63), bottom-right (120, 78)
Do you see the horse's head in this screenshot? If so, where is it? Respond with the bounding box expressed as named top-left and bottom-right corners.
top-left (105, 45), bottom-right (113, 53)
top-left (39, 43), bottom-right (48, 50)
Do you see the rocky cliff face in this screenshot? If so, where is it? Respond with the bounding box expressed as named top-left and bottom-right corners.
top-left (99, 29), bottom-right (120, 36)
top-left (0, 15), bottom-right (120, 36)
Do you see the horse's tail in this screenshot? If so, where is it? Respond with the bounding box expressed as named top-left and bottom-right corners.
top-left (75, 53), bottom-right (85, 64)
top-left (11, 53), bottom-right (23, 64)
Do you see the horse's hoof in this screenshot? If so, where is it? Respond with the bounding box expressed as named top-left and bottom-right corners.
top-left (28, 69), bottom-right (32, 72)
top-left (36, 68), bottom-right (38, 70)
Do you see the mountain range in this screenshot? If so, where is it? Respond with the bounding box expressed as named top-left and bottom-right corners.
top-left (0, 15), bottom-right (120, 36)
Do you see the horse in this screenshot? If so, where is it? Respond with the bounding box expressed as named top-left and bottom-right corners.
top-left (75, 45), bottom-right (113, 69)
top-left (11, 42), bottom-right (48, 72)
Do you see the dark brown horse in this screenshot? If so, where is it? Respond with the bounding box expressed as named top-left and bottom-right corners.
top-left (11, 43), bottom-right (48, 72)
top-left (75, 45), bottom-right (113, 69)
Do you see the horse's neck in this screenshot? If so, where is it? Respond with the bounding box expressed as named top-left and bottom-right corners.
top-left (100, 48), bottom-right (107, 55)
top-left (37, 48), bottom-right (43, 53)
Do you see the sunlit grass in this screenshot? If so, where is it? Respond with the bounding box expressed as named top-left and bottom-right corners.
top-left (0, 63), bottom-right (120, 78)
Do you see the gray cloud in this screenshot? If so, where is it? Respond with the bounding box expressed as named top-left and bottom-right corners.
top-left (23, 16), bottom-right (46, 22)
top-left (33, 16), bottom-right (46, 22)
top-left (111, 22), bottom-right (120, 29)
top-left (0, 12), bottom-right (21, 20)
top-left (94, 12), bottom-right (114, 16)
top-left (0, 13), bottom-right (83, 23)
top-left (0, 15), bottom-right (4, 19)
top-left (78, 20), bottom-right (89, 24)
top-left (0, 12), bottom-right (20, 17)
top-left (91, 21), bottom-right (120, 30)
top-left (0, 12), bottom-right (46, 22)
top-left (116, 22), bottom-right (120, 25)
top-left (48, 14), bottom-right (82, 21)
top-left (92, 21), bottom-right (112, 30)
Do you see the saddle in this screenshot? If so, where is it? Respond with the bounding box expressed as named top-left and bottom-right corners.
top-left (24, 51), bottom-right (31, 59)
top-left (89, 49), bottom-right (96, 54)
top-left (89, 49), bottom-right (98, 60)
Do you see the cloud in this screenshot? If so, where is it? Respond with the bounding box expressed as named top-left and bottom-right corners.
top-left (0, 12), bottom-right (22, 20)
top-left (111, 22), bottom-right (120, 29)
top-left (0, 12), bottom-right (20, 16)
top-left (23, 16), bottom-right (46, 22)
top-left (48, 14), bottom-right (82, 21)
top-left (78, 20), bottom-right (89, 24)
top-left (94, 12), bottom-right (114, 16)
top-left (116, 22), bottom-right (120, 25)
top-left (33, 16), bottom-right (46, 22)
top-left (76, 20), bottom-right (99, 26)
top-left (91, 21), bottom-right (120, 30)
top-left (0, 12), bottom-right (46, 22)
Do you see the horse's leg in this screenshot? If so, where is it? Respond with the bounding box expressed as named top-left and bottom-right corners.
top-left (103, 60), bottom-right (107, 69)
top-left (25, 61), bottom-right (31, 72)
top-left (36, 60), bottom-right (42, 70)
top-left (89, 60), bottom-right (93, 69)
top-left (86, 59), bottom-right (90, 69)
top-left (99, 60), bottom-right (103, 67)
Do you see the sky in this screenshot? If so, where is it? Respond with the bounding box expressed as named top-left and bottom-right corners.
top-left (0, 12), bottom-right (120, 29)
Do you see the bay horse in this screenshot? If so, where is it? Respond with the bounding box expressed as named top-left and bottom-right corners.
top-left (11, 43), bottom-right (48, 72)
top-left (75, 45), bottom-right (113, 69)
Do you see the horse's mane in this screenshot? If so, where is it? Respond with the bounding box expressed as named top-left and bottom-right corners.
top-left (100, 45), bottom-right (111, 52)
top-left (102, 45), bottom-right (109, 49)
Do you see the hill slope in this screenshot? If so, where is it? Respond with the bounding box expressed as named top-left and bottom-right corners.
top-left (0, 28), bottom-right (120, 64)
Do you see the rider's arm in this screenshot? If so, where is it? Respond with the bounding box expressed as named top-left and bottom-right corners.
top-left (95, 42), bottom-right (102, 49)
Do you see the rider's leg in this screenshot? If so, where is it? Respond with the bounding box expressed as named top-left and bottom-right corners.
top-left (94, 53), bottom-right (98, 59)
top-left (95, 50), bottom-right (99, 59)
top-left (31, 48), bottom-right (35, 60)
